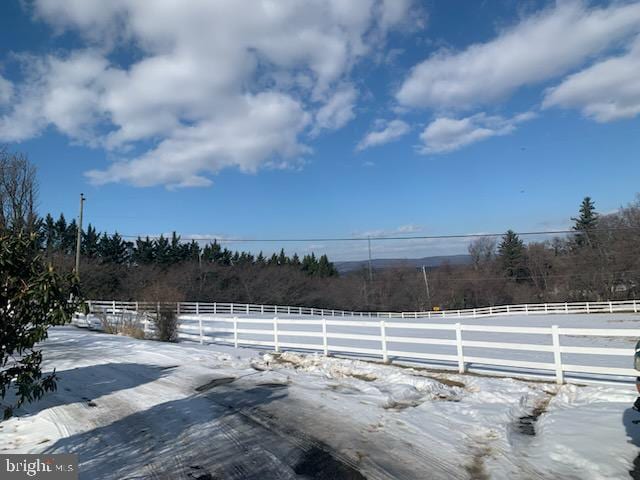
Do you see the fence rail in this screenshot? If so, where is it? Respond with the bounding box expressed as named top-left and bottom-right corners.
top-left (83, 298), bottom-right (640, 319)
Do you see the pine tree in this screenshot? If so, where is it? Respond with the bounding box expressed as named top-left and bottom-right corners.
top-left (277, 248), bottom-right (288, 265)
top-left (290, 253), bottom-right (301, 267)
top-left (255, 251), bottom-right (266, 266)
top-left (54, 213), bottom-right (67, 252)
top-left (133, 236), bottom-right (155, 264)
top-left (82, 224), bottom-right (100, 258)
top-left (43, 214), bottom-right (56, 255)
top-left (64, 219), bottom-right (78, 255)
top-left (572, 196), bottom-right (598, 248)
top-left (317, 254), bottom-right (338, 277)
top-left (154, 235), bottom-right (171, 264)
top-left (302, 253), bottom-right (318, 275)
top-left (498, 230), bottom-right (527, 281)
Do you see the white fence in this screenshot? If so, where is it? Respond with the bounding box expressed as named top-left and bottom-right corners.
top-left (75, 299), bottom-right (640, 385)
top-left (84, 298), bottom-right (640, 319)
top-left (171, 315), bottom-right (640, 385)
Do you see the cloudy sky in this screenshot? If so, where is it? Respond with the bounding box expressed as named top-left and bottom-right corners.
top-left (1, 0), bottom-right (639, 260)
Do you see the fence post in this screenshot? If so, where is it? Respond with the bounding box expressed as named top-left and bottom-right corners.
top-left (177, 302), bottom-right (181, 316)
top-left (525, 304), bottom-right (529, 315)
top-left (233, 316), bottom-right (238, 348)
top-left (322, 317), bottom-right (328, 356)
top-left (246, 304), bottom-right (249, 314)
top-left (380, 321), bottom-right (388, 363)
top-left (609, 301), bottom-right (613, 313)
top-left (586, 302), bottom-right (590, 314)
top-left (112, 300), bottom-right (117, 315)
top-left (489, 306), bottom-right (493, 315)
top-left (231, 303), bottom-right (234, 314)
top-left (564, 302), bottom-right (568, 313)
top-left (199, 316), bottom-right (204, 345)
top-left (300, 307), bottom-right (303, 315)
top-left (544, 304), bottom-right (548, 313)
top-left (196, 302), bottom-right (200, 315)
top-left (275, 305), bottom-right (278, 315)
top-left (473, 308), bottom-right (476, 318)
top-left (273, 316), bottom-right (279, 352)
top-left (135, 301), bottom-right (138, 313)
top-left (506, 305), bottom-right (510, 313)
top-left (214, 302), bottom-right (217, 314)
top-left (634, 300), bottom-right (638, 313)
top-left (552, 325), bottom-right (563, 384)
top-left (455, 323), bottom-right (465, 373)
top-left (457, 310), bottom-right (461, 317)
top-left (261, 304), bottom-right (264, 314)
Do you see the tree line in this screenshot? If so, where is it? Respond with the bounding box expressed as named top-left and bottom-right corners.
top-left (35, 214), bottom-right (338, 277)
top-left (2, 146), bottom-right (639, 311)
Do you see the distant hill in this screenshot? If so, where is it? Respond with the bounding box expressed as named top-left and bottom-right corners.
top-left (335, 254), bottom-right (472, 274)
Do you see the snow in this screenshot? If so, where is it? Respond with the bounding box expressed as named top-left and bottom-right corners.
top-left (2, 326), bottom-right (640, 479)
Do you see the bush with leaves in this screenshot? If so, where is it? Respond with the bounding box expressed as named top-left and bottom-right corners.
top-left (0, 233), bottom-right (82, 419)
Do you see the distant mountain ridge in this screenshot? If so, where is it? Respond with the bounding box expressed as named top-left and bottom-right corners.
top-left (335, 254), bottom-right (472, 274)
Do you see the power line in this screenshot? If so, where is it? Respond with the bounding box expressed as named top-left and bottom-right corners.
top-left (111, 226), bottom-right (640, 243)
top-left (427, 268), bottom-right (640, 283)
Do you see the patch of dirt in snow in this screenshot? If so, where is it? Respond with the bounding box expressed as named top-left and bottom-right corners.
top-left (514, 391), bottom-right (556, 436)
top-left (195, 377), bottom-right (236, 392)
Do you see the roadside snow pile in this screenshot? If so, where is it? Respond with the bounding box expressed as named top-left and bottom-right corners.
top-left (261, 351), bottom-right (465, 408)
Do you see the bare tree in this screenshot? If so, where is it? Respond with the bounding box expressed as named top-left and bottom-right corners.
top-left (468, 236), bottom-right (496, 270)
top-left (0, 147), bottom-right (38, 232)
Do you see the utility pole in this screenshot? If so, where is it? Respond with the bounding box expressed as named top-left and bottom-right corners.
top-left (75, 193), bottom-right (85, 277)
top-left (367, 236), bottom-right (373, 282)
top-left (422, 265), bottom-right (431, 309)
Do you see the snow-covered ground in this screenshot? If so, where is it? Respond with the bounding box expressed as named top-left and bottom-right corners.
top-left (2, 327), bottom-right (640, 479)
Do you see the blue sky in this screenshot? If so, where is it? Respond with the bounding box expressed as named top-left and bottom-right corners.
top-left (1, 1), bottom-right (639, 261)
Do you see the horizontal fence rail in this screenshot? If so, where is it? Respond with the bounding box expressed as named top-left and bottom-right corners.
top-left (73, 299), bottom-right (640, 385)
top-left (82, 298), bottom-right (640, 320)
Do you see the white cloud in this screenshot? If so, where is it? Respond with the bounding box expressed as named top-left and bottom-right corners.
top-left (397, 1), bottom-right (640, 110)
top-left (543, 37), bottom-right (640, 122)
top-left (85, 92), bottom-right (310, 188)
top-left (356, 119), bottom-right (410, 150)
top-left (0, 0), bottom-right (412, 187)
top-left (354, 224), bottom-right (422, 238)
top-left (312, 84), bottom-right (357, 134)
top-left (0, 75), bottom-right (13, 105)
top-left (419, 112), bottom-right (535, 154)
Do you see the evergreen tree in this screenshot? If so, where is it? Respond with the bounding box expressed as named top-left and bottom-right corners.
top-left (54, 213), bottom-right (67, 252)
top-left (290, 253), bottom-right (301, 267)
top-left (268, 253), bottom-right (279, 265)
top-left (255, 251), bottom-right (266, 266)
top-left (277, 248), bottom-right (288, 265)
top-left (572, 196), bottom-right (598, 248)
top-left (219, 247), bottom-right (233, 265)
top-left (317, 254), bottom-right (338, 277)
top-left (498, 230), bottom-right (527, 281)
top-left (43, 214), bottom-right (56, 254)
top-left (154, 235), bottom-right (171, 265)
top-left (302, 253), bottom-right (318, 275)
top-left (81, 224), bottom-right (100, 258)
top-left (64, 219), bottom-right (78, 255)
top-left (133, 236), bottom-right (155, 264)
top-left (99, 232), bottom-right (129, 264)
top-left (187, 240), bottom-right (201, 262)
